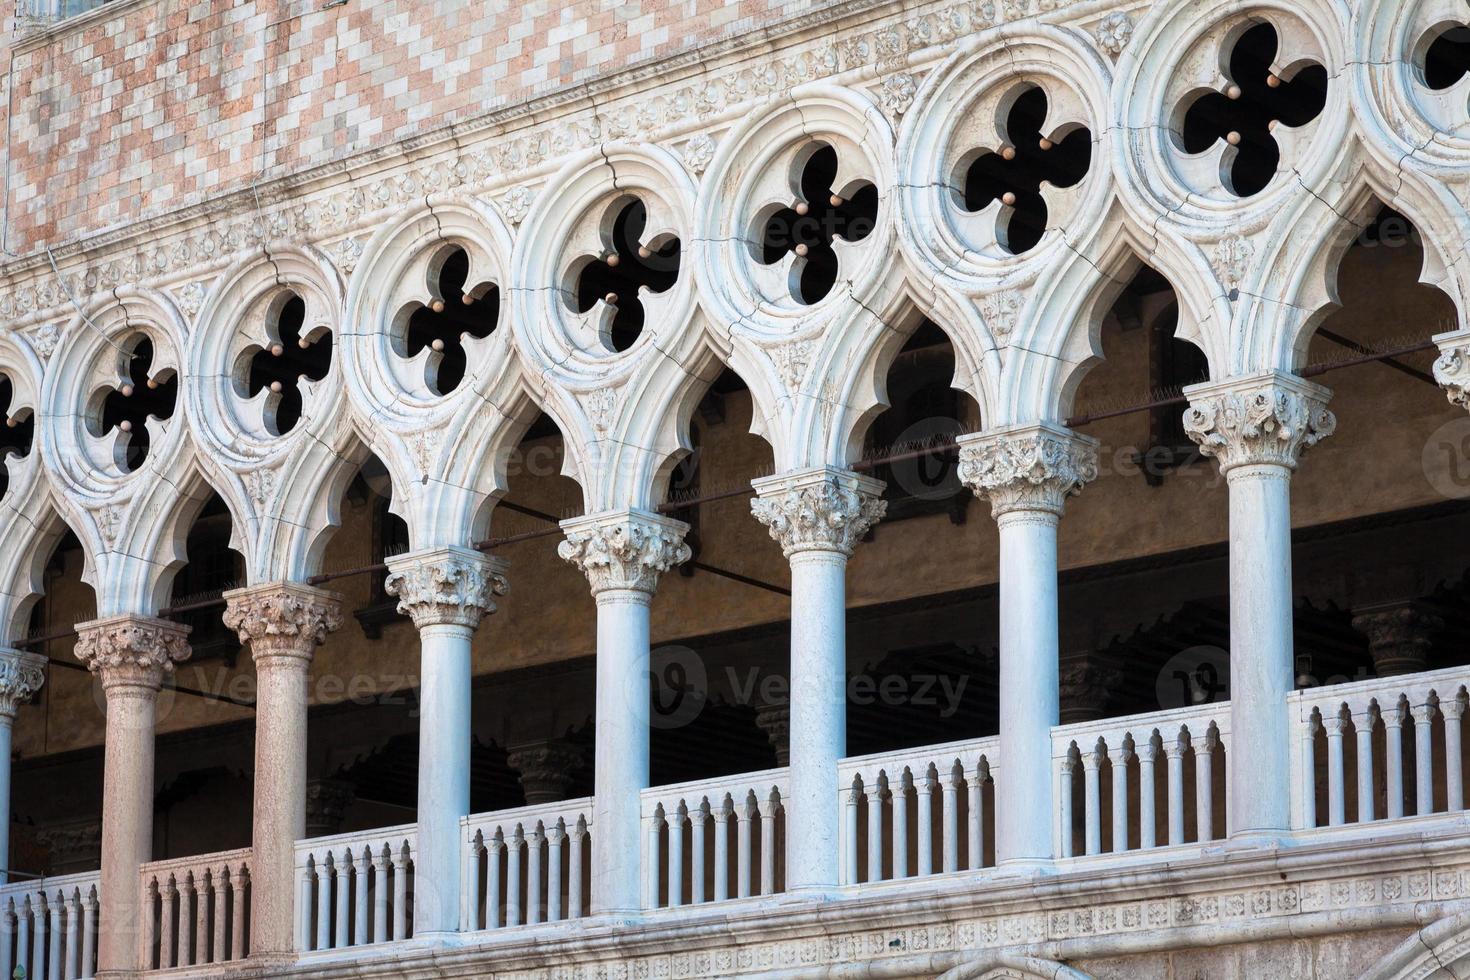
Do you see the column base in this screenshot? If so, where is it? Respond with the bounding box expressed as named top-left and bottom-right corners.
top-left (992, 858), bottom-right (1056, 880)
top-left (246, 950), bottom-right (303, 973)
top-left (1222, 830), bottom-right (1294, 854)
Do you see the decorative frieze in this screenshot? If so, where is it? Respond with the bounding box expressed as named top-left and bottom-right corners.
top-left (73, 614), bottom-right (191, 689)
top-left (384, 547), bottom-right (510, 630)
top-left (559, 510), bottom-right (690, 595)
top-left (0, 648), bottom-right (46, 719)
top-left (1182, 373), bottom-right (1335, 473)
top-left (750, 468), bottom-right (887, 558)
top-left (222, 582), bottom-right (344, 665)
top-left (956, 424), bottom-right (1098, 518)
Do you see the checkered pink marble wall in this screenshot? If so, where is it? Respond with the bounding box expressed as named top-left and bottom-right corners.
top-left (2, 0), bottom-right (819, 254)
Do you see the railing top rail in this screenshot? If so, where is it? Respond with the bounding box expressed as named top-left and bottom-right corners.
top-left (1051, 701), bottom-right (1233, 750)
top-left (1286, 664), bottom-right (1470, 710)
top-left (0, 868), bottom-right (100, 901)
top-left (294, 821), bottom-right (417, 856)
top-left (461, 796), bottom-right (594, 833)
top-left (139, 846), bottom-right (252, 878)
top-left (837, 734), bottom-right (999, 778)
top-left (640, 766), bottom-right (790, 804)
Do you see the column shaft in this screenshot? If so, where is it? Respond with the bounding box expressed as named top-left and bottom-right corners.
top-left (251, 658), bottom-right (310, 954)
top-left (592, 590), bottom-right (651, 914)
top-left (416, 621), bottom-right (475, 932)
top-left (99, 679), bottom-right (160, 973)
top-left (0, 719), bottom-right (11, 885)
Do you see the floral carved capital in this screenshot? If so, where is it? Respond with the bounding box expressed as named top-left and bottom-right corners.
top-left (1433, 342), bottom-right (1470, 411)
top-left (0, 648), bottom-right (46, 719)
top-left (750, 468), bottom-right (886, 558)
top-left (73, 614), bottom-right (191, 691)
top-left (384, 547), bottom-right (510, 631)
top-left (558, 511), bottom-right (690, 595)
top-left (1182, 373), bottom-right (1334, 473)
top-left (956, 424), bottom-right (1098, 518)
top-left (223, 582), bottom-right (344, 665)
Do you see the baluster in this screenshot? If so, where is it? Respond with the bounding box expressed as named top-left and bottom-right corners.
top-left (24, 897), bottom-right (38, 980)
top-left (736, 795), bottom-right (753, 899)
top-left (942, 763), bottom-right (960, 874)
top-left (893, 771), bottom-right (910, 880)
top-left (350, 850), bottom-right (368, 944)
top-left (47, 892), bottom-right (61, 980)
top-left (527, 824), bottom-right (545, 924)
top-left (297, 862), bottom-right (313, 952)
top-left (81, 887), bottom-right (96, 979)
top-left (1111, 741), bottom-right (1132, 852)
top-left (161, 878), bottom-right (177, 968)
top-left (335, 849), bottom-right (352, 948)
top-left (1166, 737), bottom-right (1186, 846)
top-left (1325, 710), bottom-right (1347, 826)
top-left (485, 834), bottom-right (503, 930)
top-left (916, 769), bottom-right (935, 877)
top-left (1138, 740), bottom-right (1158, 849)
top-left (569, 818), bottom-right (587, 919)
top-left (233, 867), bottom-right (248, 960)
top-left (759, 791), bottom-right (778, 895)
top-left (548, 821), bottom-right (566, 922)
top-left (1413, 700), bottom-right (1437, 816)
top-left (645, 807), bottom-right (663, 909)
top-left (1194, 730), bottom-right (1215, 841)
top-left (64, 889), bottom-right (80, 980)
top-left (1082, 744), bottom-right (1103, 856)
top-left (1058, 753), bottom-right (1076, 859)
top-left (391, 844), bottom-right (410, 942)
top-left (714, 799), bottom-right (732, 901)
top-left (181, 874), bottom-right (196, 966)
top-left (1301, 711), bottom-right (1319, 828)
top-left (1384, 702), bottom-right (1406, 819)
top-left (193, 873), bottom-right (208, 965)
top-left (16, 898), bottom-right (31, 980)
top-left (139, 881), bottom-right (157, 971)
top-left (369, 848), bottom-right (388, 943)
top-left (966, 765), bottom-right (983, 871)
top-left (506, 827), bottom-right (524, 927)
top-left (2, 899), bottom-right (13, 980)
top-left (314, 857), bottom-right (333, 950)
top-left (689, 803), bottom-right (708, 904)
top-left (1353, 708), bottom-right (1378, 823)
top-left (843, 780), bottom-right (860, 885)
top-left (1445, 697), bottom-right (1465, 811)
top-left (668, 805), bottom-right (685, 909)
top-left (212, 870), bottom-right (228, 962)
top-left (465, 833), bottom-right (483, 933)
top-left (866, 776), bottom-right (885, 883)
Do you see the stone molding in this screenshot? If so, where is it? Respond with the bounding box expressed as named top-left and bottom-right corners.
top-left (1182, 372), bottom-right (1335, 474)
top-left (222, 582), bottom-right (344, 666)
top-left (0, 647), bottom-right (46, 719)
top-left (384, 547), bottom-right (510, 630)
top-left (750, 468), bottom-right (886, 558)
top-left (73, 614), bottom-right (191, 690)
top-left (956, 424), bottom-right (1098, 518)
top-left (558, 510), bottom-right (690, 596)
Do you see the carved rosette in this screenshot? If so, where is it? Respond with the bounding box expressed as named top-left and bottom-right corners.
top-left (385, 547), bottom-right (510, 630)
top-left (1182, 373), bottom-right (1335, 473)
top-left (956, 424), bottom-right (1098, 518)
top-left (73, 614), bottom-right (191, 691)
top-left (749, 468), bottom-right (886, 558)
top-left (558, 511), bottom-right (691, 595)
top-left (0, 648), bottom-right (46, 720)
top-left (1433, 342), bottom-right (1470, 412)
top-left (223, 582), bottom-right (344, 665)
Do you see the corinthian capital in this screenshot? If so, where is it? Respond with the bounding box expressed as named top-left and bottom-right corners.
top-left (0, 648), bottom-right (46, 719)
top-left (223, 582), bottom-right (344, 665)
top-left (1433, 334), bottom-right (1470, 411)
top-left (384, 547), bottom-right (509, 630)
top-left (750, 467), bottom-right (886, 558)
top-left (73, 614), bottom-right (191, 690)
top-left (956, 423), bottom-right (1098, 518)
top-left (558, 510), bottom-right (690, 595)
top-left (1182, 372), bottom-right (1334, 473)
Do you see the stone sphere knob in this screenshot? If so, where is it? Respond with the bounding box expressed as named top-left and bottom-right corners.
top-left (431, 338), bottom-right (446, 352)
top-left (829, 194), bottom-right (844, 207)
top-left (605, 292), bottom-right (619, 305)
top-left (298, 337), bottom-right (310, 349)
top-left (1001, 145), bottom-right (1017, 161)
top-left (605, 253), bottom-right (621, 268)
top-left (1226, 131), bottom-right (1242, 146)
top-left (4, 417), bottom-right (16, 429)
top-left (638, 245), bottom-right (652, 260)
top-left (119, 419), bottom-right (133, 432)
top-left (269, 380), bottom-right (283, 393)
top-left (1266, 73), bottom-right (1281, 88)
top-left (1038, 137), bottom-right (1054, 151)
top-left (794, 201), bottom-right (810, 216)
top-left (1226, 84), bottom-right (1242, 100)
top-left (431, 299), bottom-right (445, 313)
top-left (462, 293), bottom-right (475, 305)
top-left (146, 378), bottom-right (159, 390)
top-left (1001, 191), bottom-right (1017, 207)
top-left (794, 243), bottom-right (810, 257)
top-left (120, 383), bottom-right (135, 398)
top-left (270, 343), bottom-right (285, 357)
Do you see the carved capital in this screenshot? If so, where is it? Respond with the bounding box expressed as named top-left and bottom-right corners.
top-left (304, 778), bottom-right (356, 839)
top-left (73, 614), bottom-right (191, 691)
top-left (558, 510), bottom-right (690, 595)
top-left (956, 423), bottom-right (1098, 518)
top-left (1434, 335), bottom-right (1470, 411)
top-left (384, 547), bottom-right (509, 630)
top-left (0, 648), bottom-right (46, 720)
top-left (1351, 600), bottom-right (1443, 678)
top-left (752, 701), bottom-right (791, 767)
top-left (1058, 651), bottom-right (1123, 725)
top-left (750, 467), bottom-right (886, 558)
top-left (223, 582), bottom-right (343, 666)
top-left (506, 740), bottom-right (584, 805)
top-left (1182, 372), bottom-right (1334, 473)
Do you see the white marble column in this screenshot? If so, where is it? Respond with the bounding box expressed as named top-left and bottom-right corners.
top-left (0, 649), bottom-right (45, 885)
top-left (74, 614), bottom-right (191, 976)
top-left (385, 547), bottom-right (509, 936)
top-left (958, 423), bottom-right (1097, 868)
top-left (1183, 371), bottom-right (1334, 840)
top-left (559, 510), bottom-right (689, 915)
top-left (223, 582), bottom-right (343, 961)
top-left (751, 467), bottom-right (885, 893)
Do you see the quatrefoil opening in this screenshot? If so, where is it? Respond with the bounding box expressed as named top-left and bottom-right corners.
top-left (90, 335), bottom-right (178, 473)
top-left (752, 144), bottom-right (878, 304)
top-left (956, 85), bottom-right (1092, 255)
top-left (0, 375), bottom-right (34, 502)
top-left (1421, 22), bottom-right (1470, 90)
top-left (1178, 22), bottom-right (1328, 198)
top-left (397, 246), bottom-right (500, 395)
top-left (570, 199), bottom-right (680, 353)
top-left (236, 292), bottom-right (332, 436)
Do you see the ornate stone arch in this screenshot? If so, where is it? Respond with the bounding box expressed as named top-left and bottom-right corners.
top-left (1359, 909), bottom-right (1470, 979)
top-left (0, 498), bottom-right (76, 644)
top-left (936, 952), bottom-right (1093, 980)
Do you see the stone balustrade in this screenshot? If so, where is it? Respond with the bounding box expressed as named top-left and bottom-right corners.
top-left (294, 825), bottom-right (415, 953)
top-left (139, 849), bottom-right (250, 971)
top-left (463, 798), bottom-right (594, 930)
top-left (0, 871), bottom-right (98, 980)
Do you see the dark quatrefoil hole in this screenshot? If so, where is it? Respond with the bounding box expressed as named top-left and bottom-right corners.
top-left (574, 200), bottom-right (680, 353)
top-left (960, 86), bottom-right (1092, 255)
top-left (0, 376), bottom-right (34, 502)
top-left (1180, 22), bottom-right (1328, 198)
top-left (244, 293), bottom-right (332, 436)
top-left (757, 144), bottom-right (878, 304)
top-left (405, 246), bottom-right (500, 395)
top-left (1423, 23), bottom-right (1470, 90)
top-left (97, 337), bottom-right (177, 472)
